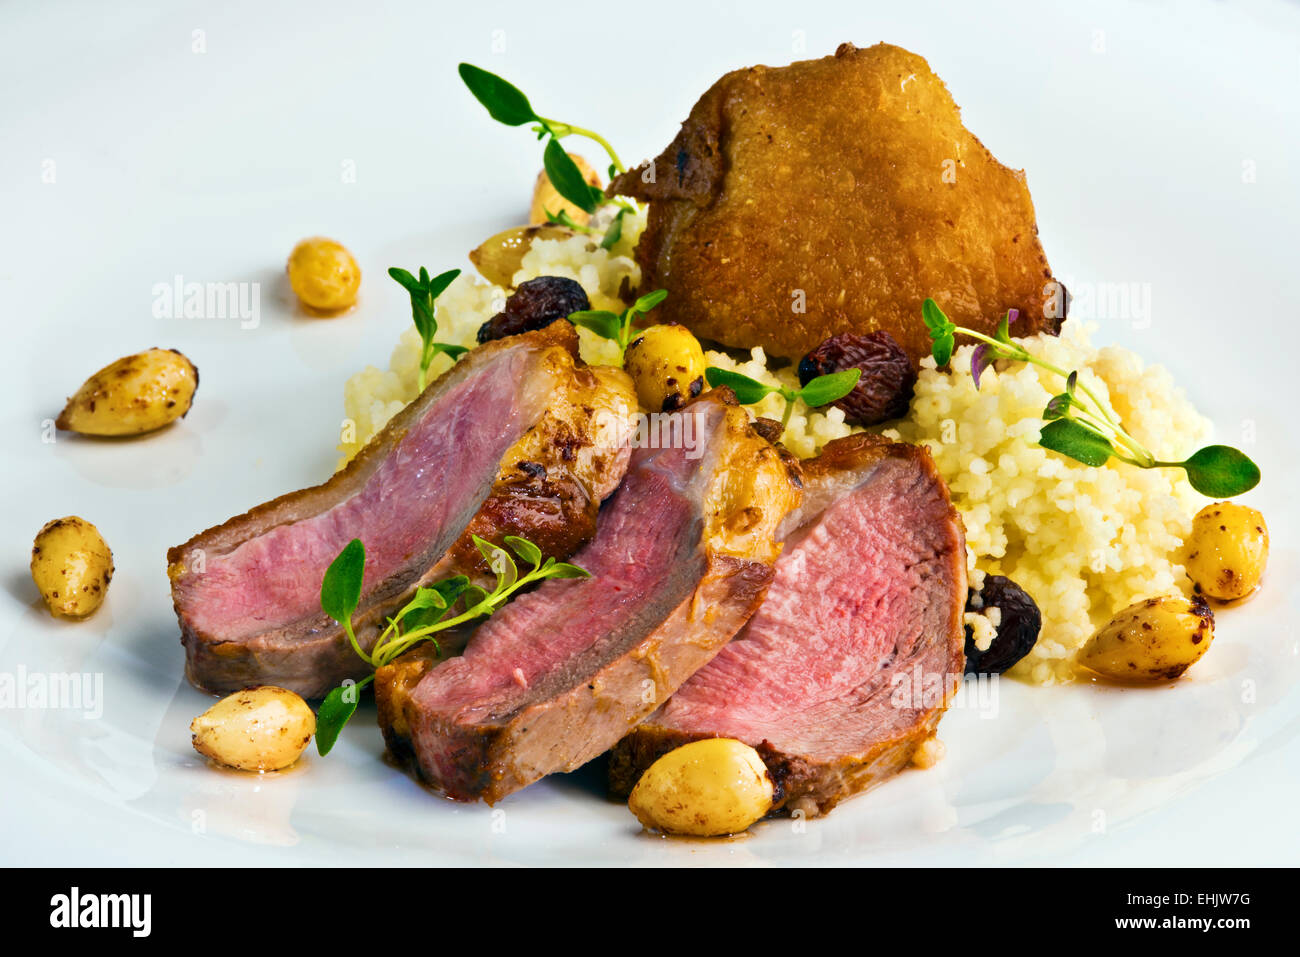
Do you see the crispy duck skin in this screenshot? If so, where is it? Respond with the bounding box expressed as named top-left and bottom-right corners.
top-left (609, 42), bottom-right (1064, 366)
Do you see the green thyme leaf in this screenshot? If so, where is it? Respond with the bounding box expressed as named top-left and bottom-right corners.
top-left (315, 679), bottom-right (368, 756)
top-left (545, 562), bottom-right (592, 580)
top-left (504, 535), bottom-right (543, 569)
top-left (428, 575), bottom-right (471, 608)
top-left (599, 208), bottom-right (626, 250)
top-left (567, 309), bottom-right (623, 342)
top-left (1041, 375), bottom-right (1082, 426)
top-left (797, 368), bottom-right (862, 408)
top-left (631, 288), bottom-right (668, 314)
top-left (429, 343), bottom-right (470, 361)
top-left (460, 584), bottom-right (491, 612)
top-left (933, 335), bottom-right (954, 367)
top-left (320, 538), bottom-right (365, 626)
top-left (568, 289), bottom-right (668, 351)
top-left (1038, 419), bottom-right (1115, 467)
top-left (704, 367), bottom-right (778, 406)
top-left (545, 208), bottom-right (591, 232)
top-left (1178, 445), bottom-right (1262, 497)
top-left (424, 268), bottom-right (460, 302)
top-left (387, 267), bottom-right (423, 296)
top-left (543, 138), bottom-right (603, 214)
top-left (389, 268), bottom-right (434, 340)
top-left (473, 535), bottom-right (518, 590)
top-left (922, 298), bottom-right (957, 366)
top-left (1042, 393), bottom-right (1073, 421)
top-left (407, 586), bottom-right (448, 613)
top-left (392, 577), bottom-right (466, 635)
top-left (401, 605), bottom-right (446, 635)
top-left (995, 311), bottom-right (1012, 344)
top-left (922, 298), bottom-right (950, 335)
top-left (458, 63), bottom-right (539, 126)
top-left (459, 61), bottom-right (625, 179)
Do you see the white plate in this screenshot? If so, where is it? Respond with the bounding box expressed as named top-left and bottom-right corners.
top-left (3, 0), bottom-right (1298, 866)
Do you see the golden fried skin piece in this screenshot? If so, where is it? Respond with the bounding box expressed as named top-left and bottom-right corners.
top-left (610, 42), bottom-right (1063, 366)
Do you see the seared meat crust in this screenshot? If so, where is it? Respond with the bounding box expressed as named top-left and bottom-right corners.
top-left (610, 434), bottom-right (967, 816)
top-left (610, 42), bottom-right (1063, 366)
top-left (170, 322), bottom-right (637, 698)
top-left (376, 389), bottom-right (803, 803)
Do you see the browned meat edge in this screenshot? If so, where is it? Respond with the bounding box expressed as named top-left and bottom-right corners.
top-left (608, 435), bottom-right (967, 817)
top-left (376, 390), bottom-right (802, 803)
top-left (168, 323), bottom-right (580, 698)
top-left (377, 555), bottom-right (775, 804)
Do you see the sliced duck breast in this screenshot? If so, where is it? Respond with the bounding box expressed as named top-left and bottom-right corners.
top-left (609, 434), bottom-right (967, 817)
top-left (376, 389), bottom-right (802, 803)
top-left (169, 322), bottom-right (636, 698)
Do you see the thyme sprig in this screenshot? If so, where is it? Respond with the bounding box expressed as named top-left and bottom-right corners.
top-left (458, 63), bottom-right (635, 233)
top-left (543, 207), bottom-right (627, 251)
top-left (922, 298), bottom-right (1260, 497)
top-left (313, 535), bottom-right (589, 755)
top-left (387, 266), bottom-right (466, 392)
top-left (568, 288), bottom-right (668, 357)
top-left (704, 366), bottom-right (862, 430)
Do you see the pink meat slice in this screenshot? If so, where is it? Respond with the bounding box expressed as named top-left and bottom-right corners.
top-left (377, 392), bottom-right (785, 803)
top-left (609, 435), bottom-right (967, 816)
top-left (169, 327), bottom-right (575, 698)
top-left (183, 352), bottom-right (539, 640)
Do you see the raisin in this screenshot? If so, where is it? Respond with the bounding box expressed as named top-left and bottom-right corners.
top-left (797, 331), bottom-right (916, 425)
top-left (964, 575), bottom-right (1042, 675)
top-left (477, 276), bottom-right (590, 344)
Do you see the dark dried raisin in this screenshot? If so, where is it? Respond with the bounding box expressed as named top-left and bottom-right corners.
top-left (964, 575), bottom-right (1042, 675)
top-left (477, 276), bottom-right (590, 344)
top-left (797, 331), bottom-right (916, 425)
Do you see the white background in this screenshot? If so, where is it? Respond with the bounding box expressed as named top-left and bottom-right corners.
top-left (2, 0), bottom-right (1298, 865)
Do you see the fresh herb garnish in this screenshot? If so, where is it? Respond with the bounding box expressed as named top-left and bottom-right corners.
top-left (545, 208), bottom-right (595, 234)
top-left (569, 288), bottom-right (668, 357)
top-left (922, 298), bottom-right (1261, 497)
top-left (320, 537), bottom-right (366, 660)
top-left (458, 63), bottom-right (636, 226)
top-left (599, 207), bottom-right (627, 250)
top-left (540, 137), bottom-right (606, 216)
top-left (704, 366), bottom-right (863, 430)
top-left (313, 535), bottom-right (589, 754)
top-left (387, 266), bottom-right (467, 392)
